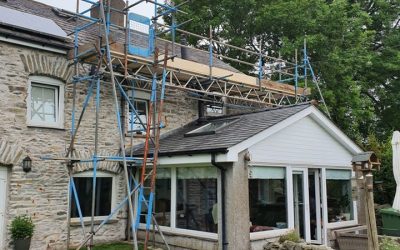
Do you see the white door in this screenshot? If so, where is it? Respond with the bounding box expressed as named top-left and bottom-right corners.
top-left (291, 168), bottom-right (310, 241)
top-left (290, 168), bottom-right (323, 244)
top-left (0, 167), bottom-right (8, 248)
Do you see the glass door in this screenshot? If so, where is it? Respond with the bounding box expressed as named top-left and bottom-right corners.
top-left (292, 169), bottom-right (308, 240)
top-left (291, 168), bottom-right (322, 244)
top-left (308, 169), bottom-right (322, 244)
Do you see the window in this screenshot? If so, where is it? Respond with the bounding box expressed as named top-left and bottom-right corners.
top-left (144, 166), bottom-right (219, 236)
top-left (205, 104), bottom-right (223, 116)
top-left (248, 167), bottom-right (287, 232)
top-left (326, 169), bottom-right (354, 223)
top-left (128, 99), bottom-right (148, 134)
top-left (27, 76), bottom-right (64, 128)
top-left (176, 167), bottom-right (218, 233)
top-left (70, 172), bottom-right (115, 219)
top-left (154, 168), bottom-right (171, 226)
top-left (184, 118), bottom-right (239, 137)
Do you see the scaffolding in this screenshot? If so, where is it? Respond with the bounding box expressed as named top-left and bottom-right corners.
top-left (41, 0), bottom-right (328, 249)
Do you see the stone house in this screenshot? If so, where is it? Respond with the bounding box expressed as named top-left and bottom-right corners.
top-left (0, 0), bottom-right (363, 250)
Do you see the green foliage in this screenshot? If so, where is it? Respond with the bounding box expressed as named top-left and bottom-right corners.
top-left (279, 230), bottom-right (301, 243)
top-left (368, 133), bottom-right (395, 205)
top-left (380, 237), bottom-right (400, 250)
top-left (9, 215), bottom-right (34, 240)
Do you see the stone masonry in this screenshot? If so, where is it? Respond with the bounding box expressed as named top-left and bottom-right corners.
top-left (0, 41), bottom-right (198, 249)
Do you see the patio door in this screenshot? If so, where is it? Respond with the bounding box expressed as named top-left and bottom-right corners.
top-left (291, 168), bottom-right (322, 243)
top-left (308, 169), bottom-right (322, 244)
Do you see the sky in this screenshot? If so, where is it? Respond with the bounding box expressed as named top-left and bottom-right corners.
top-left (34, 0), bottom-right (155, 18)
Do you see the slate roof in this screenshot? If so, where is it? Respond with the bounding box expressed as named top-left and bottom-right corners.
top-left (129, 103), bottom-right (312, 156)
top-left (0, 0), bottom-right (239, 72)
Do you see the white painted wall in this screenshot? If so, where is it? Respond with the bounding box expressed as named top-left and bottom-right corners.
top-left (0, 167), bottom-right (8, 249)
top-left (248, 116), bottom-right (354, 167)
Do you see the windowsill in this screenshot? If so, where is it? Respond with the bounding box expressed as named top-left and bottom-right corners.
top-left (27, 124), bottom-right (65, 130)
top-left (139, 224), bottom-right (218, 241)
top-left (250, 228), bottom-right (291, 241)
top-left (70, 218), bottom-right (119, 227)
top-left (326, 220), bottom-right (358, 229)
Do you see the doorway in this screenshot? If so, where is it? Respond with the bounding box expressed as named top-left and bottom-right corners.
top-left (308, 169), bottom-right (322, 243)
top-left (291, 168), bottom-right (322, 244)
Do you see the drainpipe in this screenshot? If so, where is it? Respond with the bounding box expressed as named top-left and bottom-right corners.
top-left (121, 94), bottom-right (126, 136)
top-left (211, 153), bottom-right (228, 250)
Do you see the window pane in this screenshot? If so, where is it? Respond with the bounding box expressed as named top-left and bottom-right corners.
top-left (326, 170), bottom-right (353, 222)
top-left (128, 100), bottom-right (148, 134)
top-left (71, 177), bottom-right (112, 218)
top-left (31, 84), bottom-right (56, 122)
top-left (176, 167), bottom-right (218, 233)
top-left (249, 167), bottom-right (287, 232)
top-left (155, 169), bottom-right (171, 226)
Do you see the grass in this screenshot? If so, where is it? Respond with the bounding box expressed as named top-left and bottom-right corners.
top-left (73, 242), bottom-right (144, 250)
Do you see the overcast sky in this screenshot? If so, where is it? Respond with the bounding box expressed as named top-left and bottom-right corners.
top-left (35, 0), bottom-right (154, 18)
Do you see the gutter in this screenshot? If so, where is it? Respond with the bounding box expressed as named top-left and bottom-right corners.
top-left (211, 153), bottom-right (228, 250)
top-left (0, 34), bottom-right (67, 54)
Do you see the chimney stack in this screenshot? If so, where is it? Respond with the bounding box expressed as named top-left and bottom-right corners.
top-left (91, 0), bottom-right (125, 27)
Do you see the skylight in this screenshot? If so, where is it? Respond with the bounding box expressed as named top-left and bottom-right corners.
top-left (185, 118), bottom-right (239, 137)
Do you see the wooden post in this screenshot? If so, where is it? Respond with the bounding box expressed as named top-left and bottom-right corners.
top-left (356, 170), bottom-right (366, 225)
top-left (364, 171), bottom-right (379, 250)
top-left (352, 152), bottom-right (381, 250)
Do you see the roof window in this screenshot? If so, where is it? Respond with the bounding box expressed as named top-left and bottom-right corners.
top-left (184, 118), bottom-right (239, 137)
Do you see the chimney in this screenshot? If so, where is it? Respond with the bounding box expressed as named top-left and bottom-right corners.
top-left (180, 34), bottom-right (189, 60)
top-left (91, 0), bottom-right (125, 27)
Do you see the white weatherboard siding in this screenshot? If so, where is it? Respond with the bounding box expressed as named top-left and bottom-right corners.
top-left (0, 167), bottom-right (7, 249)
top-left (248, 116), bottom-right (353, 167)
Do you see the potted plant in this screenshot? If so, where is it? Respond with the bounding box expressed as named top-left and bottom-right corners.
top-left (10, 215), bottom-right (34, 250)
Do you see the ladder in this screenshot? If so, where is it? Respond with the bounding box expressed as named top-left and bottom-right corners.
top-left (135, 46), bottom-right (170, 249)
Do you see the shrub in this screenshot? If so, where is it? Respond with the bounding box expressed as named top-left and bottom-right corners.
top-left (9, 215), bottom-right (34, 240)
top-left (380, 237), bottom-right (400, 250)
top-left (279, 230), bottom-right (301, 243)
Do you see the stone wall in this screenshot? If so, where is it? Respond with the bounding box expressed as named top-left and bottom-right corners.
top-left (0, 41), bottom-right (198, 249)
top-left (138, 230), bottom-right (219, 250)
top-left (225, 150), bottom-right (251, 249)
top-left (263, 240), bottom-right (333, 250)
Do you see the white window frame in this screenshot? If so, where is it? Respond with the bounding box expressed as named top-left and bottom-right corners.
top-left (248, 164), bottom-right (357, 245)
top-left (27, 76), bottom-right (64, 129)
top-left (126, 90), bottom-right (150, 135)
top-left (248, 165), bottom-right (291, 241)
top-left (324, 167), bottom-right (358, 229)
top-left (128, 99), bottom-right (149, 134)
top-left (138, 165), bottom-right (220, 240)
top-left (69, 171), bottom-right (118, 223)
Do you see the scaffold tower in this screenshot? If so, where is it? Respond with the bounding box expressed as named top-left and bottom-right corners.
top-left (41, 0), bottom-right (329, 249)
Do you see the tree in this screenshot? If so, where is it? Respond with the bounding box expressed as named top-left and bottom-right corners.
top-left (165, 0), bottom-right (400, 204)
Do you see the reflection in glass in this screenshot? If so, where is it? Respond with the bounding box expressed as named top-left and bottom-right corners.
top-left (176, 167), bottom-right (218, 233)
top-left (249, 167), bottom-right (287, 232)
top-left (31, 84), bottom-right (56, 122)
top-left (155, 168), bottom-right (171, 226)
top-left (326, 170), bottom-right (353, 222)
top-left (71, 177), bottom-right (112, 218)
